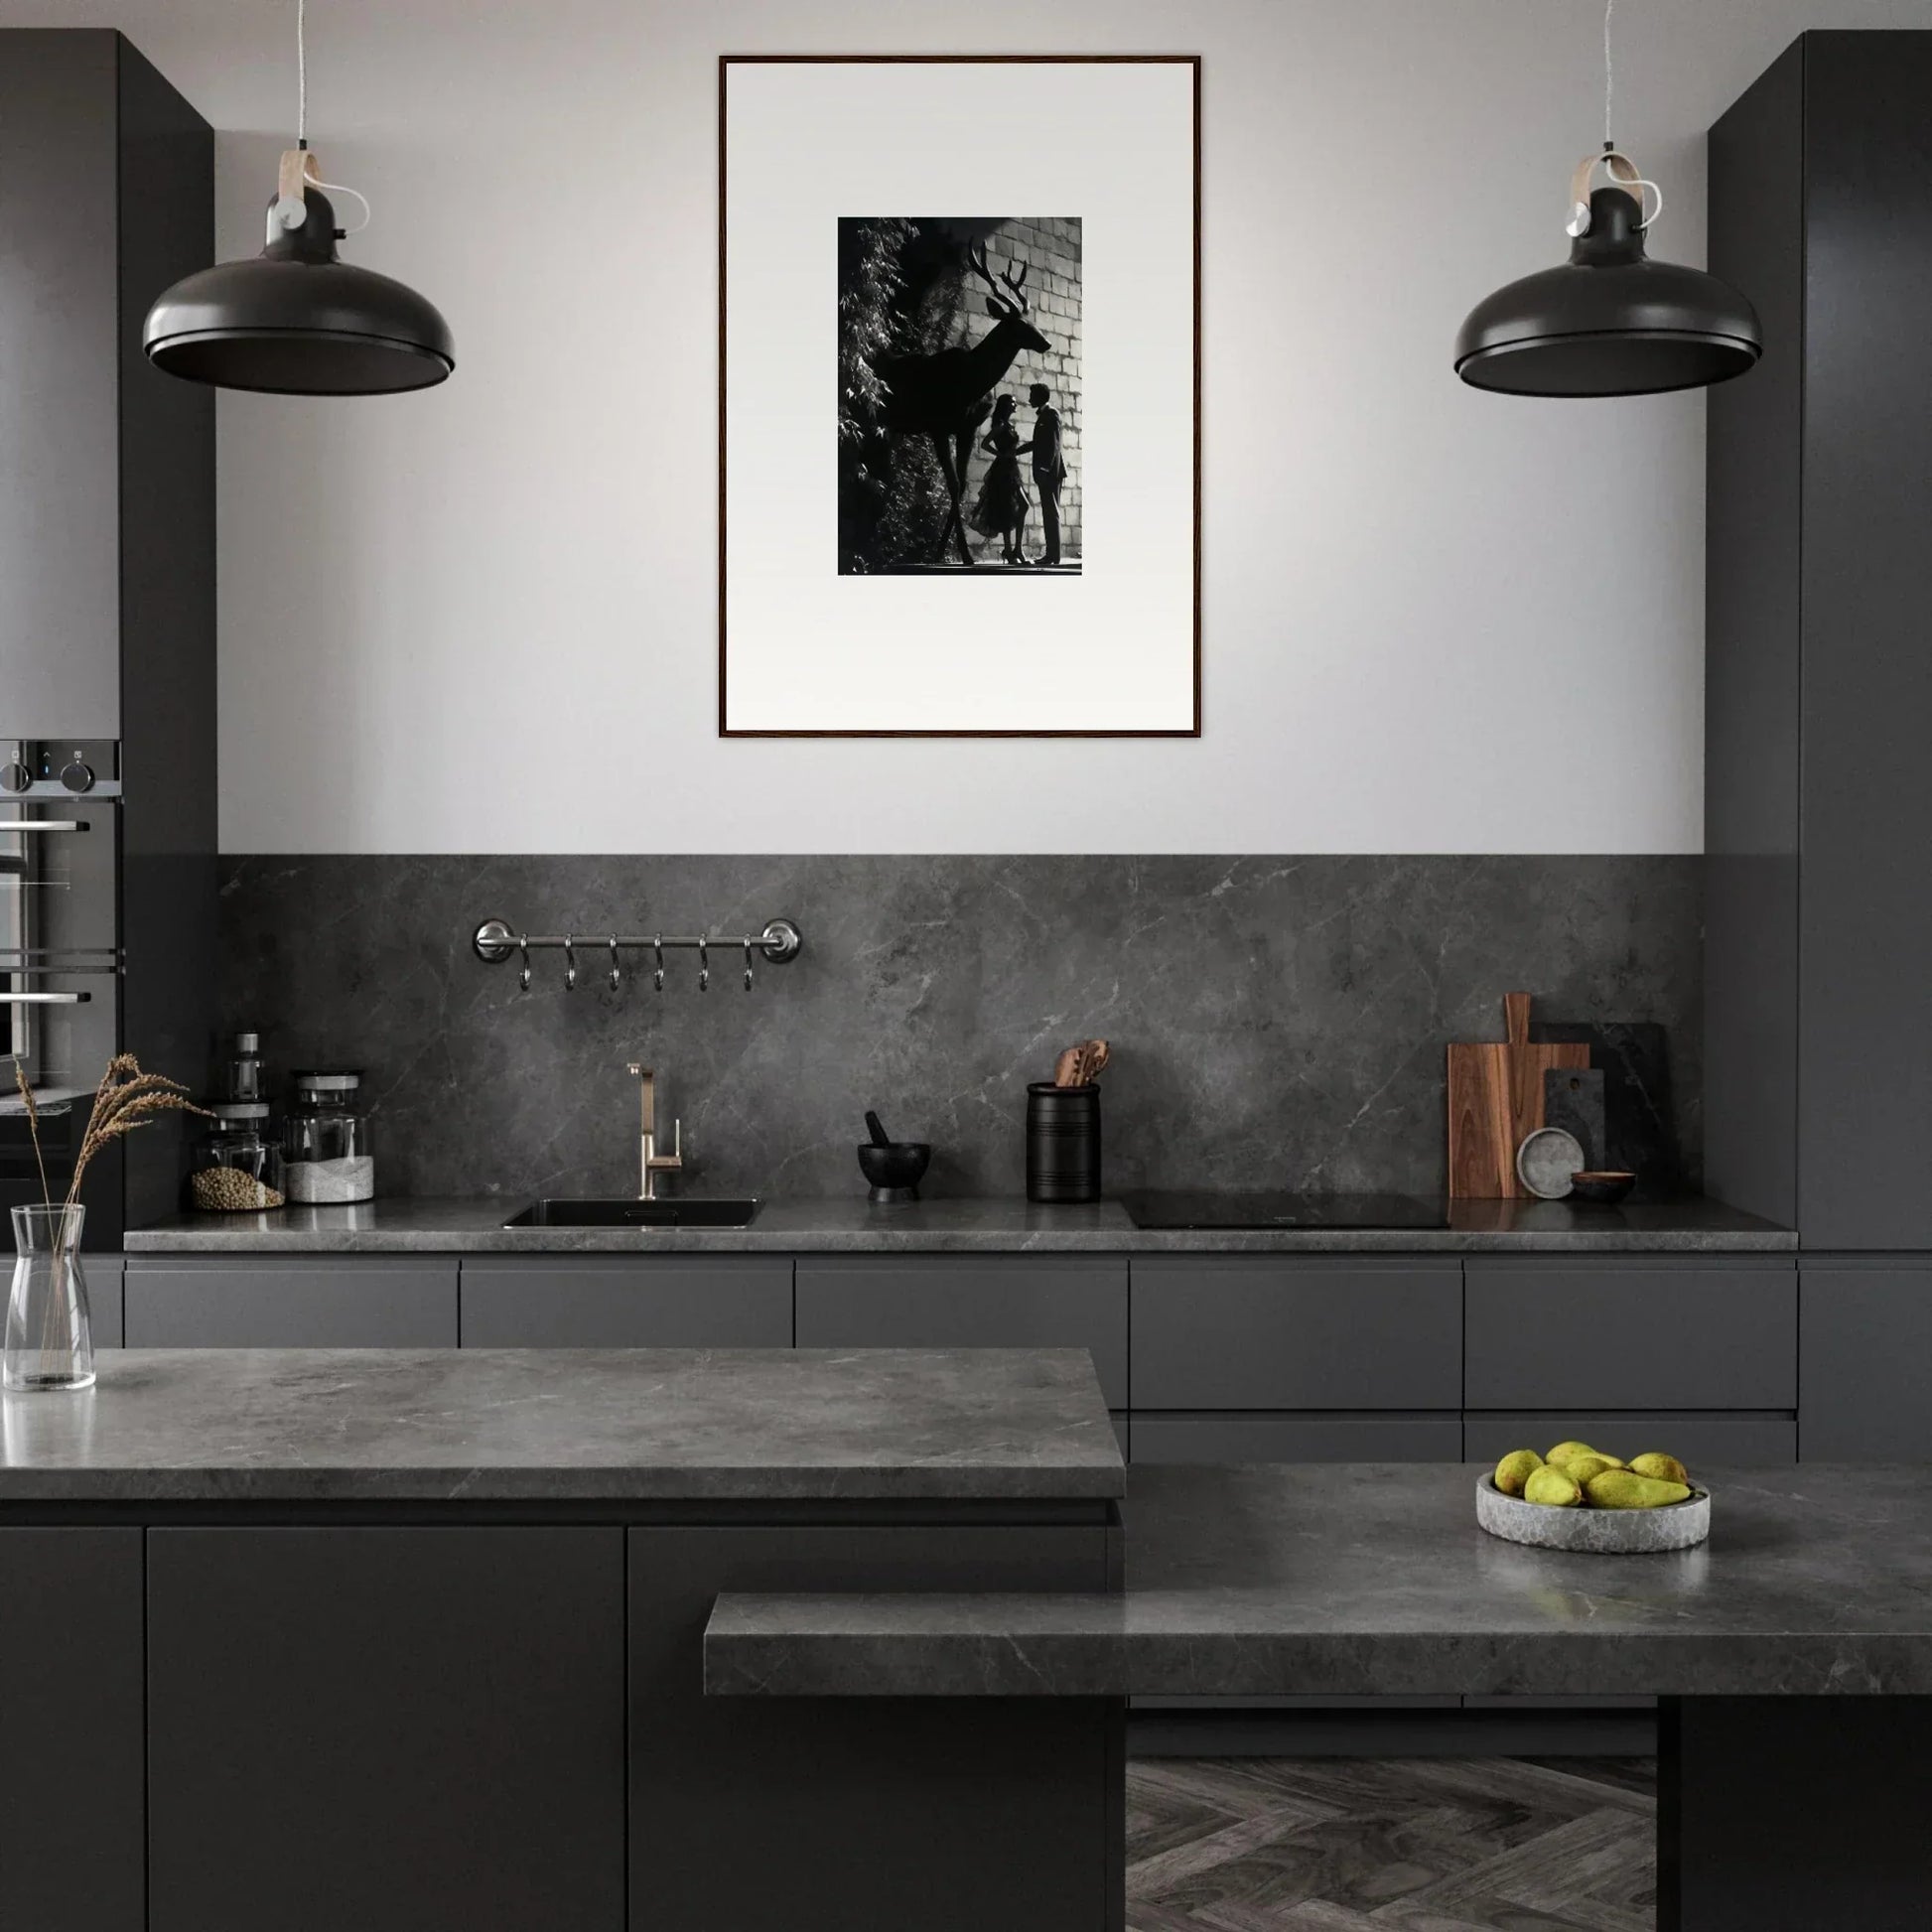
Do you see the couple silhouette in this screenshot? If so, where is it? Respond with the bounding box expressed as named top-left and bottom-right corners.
top-left (969, 381), bottom-right (1067, 566)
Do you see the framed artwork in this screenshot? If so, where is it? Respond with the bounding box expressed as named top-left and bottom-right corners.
top-left (719, 55), bottom-right (1200, 737)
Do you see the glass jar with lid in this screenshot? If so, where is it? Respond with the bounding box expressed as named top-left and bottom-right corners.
top-left (282, 1069), bottom-right (375, 1204)
top-left (188, 1103), bottom-right (287, 1213)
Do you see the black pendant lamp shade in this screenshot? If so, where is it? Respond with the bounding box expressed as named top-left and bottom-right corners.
top-left (1455, 183), bottom-right (1760, 398)
top-left (145, 182), bottom-right (454, 395)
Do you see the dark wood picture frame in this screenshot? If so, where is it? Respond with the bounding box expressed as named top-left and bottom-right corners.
top-left (718, 53), bottom-right (1202, 739)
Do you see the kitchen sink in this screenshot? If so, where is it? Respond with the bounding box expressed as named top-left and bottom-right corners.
top-left (502, 1197), bottom-right (761, 1229)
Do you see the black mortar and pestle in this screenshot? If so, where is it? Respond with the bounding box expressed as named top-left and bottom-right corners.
top-left (858, 1110), bottom-right (930, 1204)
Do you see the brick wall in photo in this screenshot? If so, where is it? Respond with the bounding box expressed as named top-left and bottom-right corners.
top-left (952, 217), bottom-right (1082, 561)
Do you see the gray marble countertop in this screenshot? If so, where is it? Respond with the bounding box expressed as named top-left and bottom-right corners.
top-left (122, 1194), bottom-right (1795, 1255)
top-left (706, 1462), bottom-right (1932, 1698)
top-left (0, 1347), bottom-right (1123, 1504)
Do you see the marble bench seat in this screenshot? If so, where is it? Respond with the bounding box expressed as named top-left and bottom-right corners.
top-left (705, 1461), bottom-right (1932, 1699)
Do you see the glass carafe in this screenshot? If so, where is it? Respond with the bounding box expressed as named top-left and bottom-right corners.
top-left (6, 1204), bottom-right (95, 1393)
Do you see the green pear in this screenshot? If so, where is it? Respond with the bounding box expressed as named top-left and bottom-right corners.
top-left (1524, 1465), bottom-right (1585, 1507)
top-left (1494, 1449), bottom-right (1543, 1496)
top-left (1629, 1451), bottom-right (1690, 1486)
top-left (1586, 1469), bottom-right (1693, 1510)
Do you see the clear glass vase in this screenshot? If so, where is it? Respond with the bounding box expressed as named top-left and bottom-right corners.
top-left (6, 1204), bottom-right (95, 1393)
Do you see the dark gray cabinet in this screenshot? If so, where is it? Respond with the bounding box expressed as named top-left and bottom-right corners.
top-left (795, 1256), bottom-right (1128, 1408)
top-left (1799, 1263), bottom-right (1932, 1459)
top-left (85, 1253), bottom-right (123, 1348)
top-left (460, 1256), bottom-right (791, 1347)
top-left (0, 1529), bottom-right (144, 1931)
top-left (147, 1527), bottom-right (625, 1932)
top-left (124, 1256), bottom-right (459, 1346)
top-left (1133, 1414), bottom-right (1462, 1463)
top-left (1130, 1257), bottom-right (1460, 1411)
top-left (1709, 33), bottom-right (1932, 1249)
top-left (1463, 1413), bottom-right (1797, 1466)
top-left (0, 29), bottom-right (209, 733)
top-left (628, 1524), bottom-right (1115, 1932)
top-left (1464, 1260), bottom-right (1796, 1411)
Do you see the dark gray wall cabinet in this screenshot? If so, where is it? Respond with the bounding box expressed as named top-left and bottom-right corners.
top-left (0, 30), bottom-right (216, 1238)
top-left (1708, 32), bottom-right (1932, 1249)
top-left (460, 1256), bottom-right (791, 1347)
top-left (0, 1529), bottom-right (145, 1932)
top-left (1463, 1260), bottom-right (1795, 1411)
top-left (795, 1257), bottom-right (1129, 1408)
top-left (1130, 1257), bottom-right (1461, 1412)
top-left (147, 1527), bottom-right (626, 1932)
top-left (124, 1256), bottom-right (459, 1347)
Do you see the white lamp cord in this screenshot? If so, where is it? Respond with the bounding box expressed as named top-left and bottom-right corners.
top-left (1567, 0), bottom-right (1662, 233)
top-left (271, 0), bottom-right (372, 238)
top-left (1603, 0), bottom-right (1614, 150)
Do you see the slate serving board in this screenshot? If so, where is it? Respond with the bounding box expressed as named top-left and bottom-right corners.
top-left (1543, 1066), bottom-right (1607, 1173)
top-left (1529, 1022), bottom-right (1681, 1198)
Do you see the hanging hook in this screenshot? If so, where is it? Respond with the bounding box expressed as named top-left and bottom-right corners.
top-left (608, 935), bottom-right (622, 992)
top-left (563, 934), bottom-right (578, 992)
top-left (697, 937), bottom-right (710, 994)
top-left (653, 936), bottom-right (665, 994)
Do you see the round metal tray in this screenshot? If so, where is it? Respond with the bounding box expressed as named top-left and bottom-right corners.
top-left (1476, 1474), bottom-right (1711, 1553)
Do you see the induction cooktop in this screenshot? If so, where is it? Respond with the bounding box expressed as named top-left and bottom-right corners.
top-left (1121, 1191), bottom-right (1449, 1231)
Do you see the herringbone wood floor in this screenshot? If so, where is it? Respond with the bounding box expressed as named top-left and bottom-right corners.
top-left (1126, 1756), bottom-right (1656, 1932)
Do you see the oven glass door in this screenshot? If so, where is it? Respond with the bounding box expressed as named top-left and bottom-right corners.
top-left (0, 801), bottom-right (117, 1093)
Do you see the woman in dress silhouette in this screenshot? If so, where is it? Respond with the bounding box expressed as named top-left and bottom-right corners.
top-left (968, 393), bottom-right (1033, 565)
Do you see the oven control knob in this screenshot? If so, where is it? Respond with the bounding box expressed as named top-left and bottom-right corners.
top-left (0, 761), bottom-right (29, 793)
top-left (60, 759), bottom-right (95, 795)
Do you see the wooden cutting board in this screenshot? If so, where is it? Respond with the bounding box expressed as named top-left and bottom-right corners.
top-left (1448, 993), bottom-right (1589, 1198)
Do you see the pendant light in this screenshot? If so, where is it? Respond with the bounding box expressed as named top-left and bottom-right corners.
top-left (1454, 0), bottom-right (1758, 397)
top-left (143, 0), bottom-right (453, 395)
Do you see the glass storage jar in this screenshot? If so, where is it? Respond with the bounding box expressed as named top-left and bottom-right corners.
top-left (188, 1103), bottom-right (287, 1212)
top-left (282, 1070), bottom-right (375, 1204)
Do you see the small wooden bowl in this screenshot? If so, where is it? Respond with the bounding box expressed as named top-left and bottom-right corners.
top-left (1568, 1171), bottom-right (1637, 1205)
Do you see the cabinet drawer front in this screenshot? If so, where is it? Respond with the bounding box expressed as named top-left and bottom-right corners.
top-left (1800, 1266), bottom-right (1932, 1460)
top-left (1463, 1412), bottom-right (1797, 1466)
top-left (794, 1258), bottom-right (1127, 1408)
top-left (86, 1256), bottom-right (123, 1349)
top-left (1131, 1413), bottom-right (1463, 1464)
top-left (460, 1258), bottom-right (791, 1348)
top-left (150, 1528), bottom-right (623, 1932)
top-left (1131, 1258), bottom-right (1461, 1411)
top-left (1464, 1261), bottom-right (1795, 1410)
top-left (124, 1258), bottom-right (458, 1347)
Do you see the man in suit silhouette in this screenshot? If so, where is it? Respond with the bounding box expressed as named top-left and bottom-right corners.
top-left (1028, 382), bottom-right (1067, 566)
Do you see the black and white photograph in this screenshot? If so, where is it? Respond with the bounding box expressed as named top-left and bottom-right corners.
top-left (837, 218), bottom-right (1081, 575)
top-left (721, 56), bottom-right (1197, 735)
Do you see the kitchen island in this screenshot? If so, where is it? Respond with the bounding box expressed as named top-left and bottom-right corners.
top-left (0, 1347), bottom-right (1124, 1932)
top-left (713, 1461), bottom-right (1932, 1931)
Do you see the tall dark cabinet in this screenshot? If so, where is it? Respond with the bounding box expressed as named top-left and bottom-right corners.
top-left (1707, 31), bottom-right (1932, 1455)
top-left (0, 31), bottom-right (215, 1241)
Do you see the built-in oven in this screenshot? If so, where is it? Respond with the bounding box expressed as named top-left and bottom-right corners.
top-left (0, 742), bottom-right (122, 1230)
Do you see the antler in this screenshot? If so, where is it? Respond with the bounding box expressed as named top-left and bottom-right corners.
top-left (964, 240), bottom-right (1030, 316)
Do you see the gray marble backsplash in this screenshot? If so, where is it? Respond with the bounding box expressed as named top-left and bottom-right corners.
top-left (216, 857), bottom-right (1702, 1204)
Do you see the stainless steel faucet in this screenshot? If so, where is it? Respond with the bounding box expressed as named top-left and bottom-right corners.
top-left (624, 1063), bottom-right (684, 1199)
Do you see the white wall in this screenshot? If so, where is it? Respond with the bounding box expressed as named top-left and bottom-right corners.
top-left (4, 0), bottom-right (1926, 854)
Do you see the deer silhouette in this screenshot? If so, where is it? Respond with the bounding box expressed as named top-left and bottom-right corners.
top-left (877, 240), bottom-right (1050, 566)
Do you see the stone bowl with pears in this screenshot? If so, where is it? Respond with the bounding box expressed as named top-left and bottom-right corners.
top-left (1477, 1441), bottom-right (1711, 1553)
